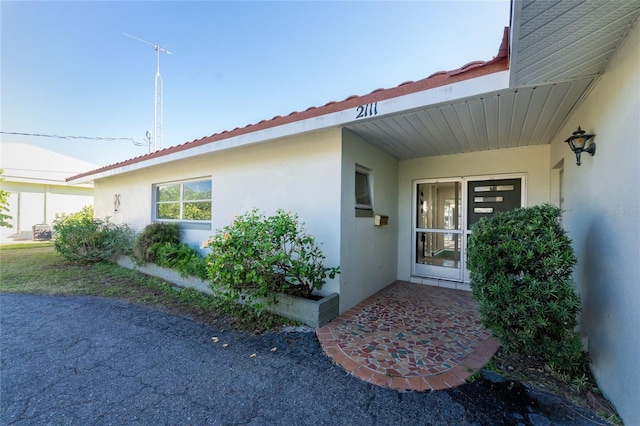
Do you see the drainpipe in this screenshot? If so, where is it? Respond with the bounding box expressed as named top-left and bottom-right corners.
top-left (16, 192), bottom-right (21, 233)
top-left (43, 185), bottom-right (49, 224)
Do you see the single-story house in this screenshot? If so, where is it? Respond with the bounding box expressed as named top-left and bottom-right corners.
top-left (68, 1), bottom-right (640, 422)
top-left (0, 143), bottom-right (97, 243)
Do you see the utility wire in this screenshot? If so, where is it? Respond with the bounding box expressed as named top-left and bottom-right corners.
top-left (0, 131), bottom-right (149, 147)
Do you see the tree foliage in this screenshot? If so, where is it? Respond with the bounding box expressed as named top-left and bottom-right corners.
top-left (0, 169), bottom-right (13, 228)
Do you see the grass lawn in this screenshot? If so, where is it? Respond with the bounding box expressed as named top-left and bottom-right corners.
top-left (0, 245), bottom-right (294, 333)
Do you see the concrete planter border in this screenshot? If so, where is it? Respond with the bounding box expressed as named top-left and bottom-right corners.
top-left (116, 255), bottom-right (212, 295)
top-left (255, 291), bottom-right (339, 328)
top-left (115, 255), bottom-right (339, 328)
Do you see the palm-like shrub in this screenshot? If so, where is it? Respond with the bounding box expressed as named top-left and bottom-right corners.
top-left (467, 204), bottom-right (586, 374)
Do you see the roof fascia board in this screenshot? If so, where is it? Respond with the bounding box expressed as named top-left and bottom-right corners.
top-left (2, 176), bottom-right (93, 187)
top-left (509, 0), bottom-right (523, 87)
top-left (68, 70), bottom-right (509, 184)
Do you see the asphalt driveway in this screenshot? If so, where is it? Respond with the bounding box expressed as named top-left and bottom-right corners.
top-left (1, 294), bottom-right (607, 425)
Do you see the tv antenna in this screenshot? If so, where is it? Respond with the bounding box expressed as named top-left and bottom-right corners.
top-left (123, 33), bottom-right (172, 152)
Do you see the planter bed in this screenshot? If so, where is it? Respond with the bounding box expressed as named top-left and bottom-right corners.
top-left (253, 291), bottom-right (339, 328)
top-left (115, 255), bottom-right (339, 328)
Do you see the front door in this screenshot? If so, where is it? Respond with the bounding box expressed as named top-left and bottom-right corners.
top-left (414, 179), bottom-right (463, 281)
top-left (467, 178), bottom-right (522, 228)
top-left (413, 176), bottom-right (523, 282)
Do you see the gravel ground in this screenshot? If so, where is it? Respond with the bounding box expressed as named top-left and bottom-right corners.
top-left (0, 294), bottom-right (609, 425)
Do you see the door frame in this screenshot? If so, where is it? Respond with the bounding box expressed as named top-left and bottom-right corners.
top-left (412, 173), bottom-right (527, 283)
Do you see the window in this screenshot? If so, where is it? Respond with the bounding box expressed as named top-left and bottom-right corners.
top-left (154, 179), bottom-right (212, 222)
top-left (355, 166), bottom-right (373, 211)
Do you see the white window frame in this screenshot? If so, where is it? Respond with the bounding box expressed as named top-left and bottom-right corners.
top-left (355, 165), bottom-right (373, 211)
top-left (153, 178), bottom-right (212, 229)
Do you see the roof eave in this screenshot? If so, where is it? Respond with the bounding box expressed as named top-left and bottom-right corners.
top-left (67, 69), bottom-right (510, 185)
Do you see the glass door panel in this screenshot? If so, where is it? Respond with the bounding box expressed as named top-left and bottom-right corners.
top-left (416, 232), bottom-right (461, 267)
top-left (414, 180), bottom-right (462, 281)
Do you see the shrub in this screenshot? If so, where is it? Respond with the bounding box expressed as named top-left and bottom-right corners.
top-left (155, 242), bottom-right (208, 280)
top-left (53, 206), bottom-right (135, 263)
top-left (133, 223), bottom-right (180, 264)
top-left (466, 204), bottom-right (586, 374)
top-left (203, 209), bottom-right (339, 313)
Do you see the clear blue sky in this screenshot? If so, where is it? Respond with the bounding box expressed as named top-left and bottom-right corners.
top-left (1, 1), bottom-right (510, 167)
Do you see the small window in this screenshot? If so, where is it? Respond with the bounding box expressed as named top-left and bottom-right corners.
top-left (355, 166), bottom-right (373, 210)
top-left (154, 179), bottom-right (212, 222)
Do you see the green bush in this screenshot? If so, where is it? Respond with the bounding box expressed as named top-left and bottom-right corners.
top-left (467, 204), bottom-right (586, 374)
top-left (133, 223), bottom-right (180, 264)
top-left (53, 206), bottom-right (135, 263)
top-left (203, 209), bottom-right (339, 313)
top-left (155, 242), bottom-right (208, 280)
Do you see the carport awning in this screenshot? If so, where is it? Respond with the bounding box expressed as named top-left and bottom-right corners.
top-left (345, 77), bottom-right (593, 160)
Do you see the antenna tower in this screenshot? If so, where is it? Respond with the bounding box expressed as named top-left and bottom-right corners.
top-left (123, 33), bottom-right (172, 152)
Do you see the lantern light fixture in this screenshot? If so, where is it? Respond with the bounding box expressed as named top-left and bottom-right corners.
top-left (564, 126), bottom-right (596, 166)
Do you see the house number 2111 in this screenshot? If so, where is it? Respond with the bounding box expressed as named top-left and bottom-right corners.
top-left (356, 102), bottom-right (378, 119)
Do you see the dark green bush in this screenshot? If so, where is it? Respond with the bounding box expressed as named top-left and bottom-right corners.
top-left (133, 223), bottom-right (180, 264)
top-left (53, 206), bottom-right (135, 263)
top-left (467, 204), bottom-right (586, 374)
top-left (155, 242), bottom-right (208, 280)
top-left (203, 209), bottom-right (339, 314)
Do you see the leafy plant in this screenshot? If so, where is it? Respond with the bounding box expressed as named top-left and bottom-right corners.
top-left (0, 169), bottom-right (13, 228)
top-left (203, 209), bottom-right (339, 313)
top-left (155, 242), bottom-right (208, 280)
top-left (467, 204), bottom-right (586, 375)
top-left (52, 206), bottom-right (135, 263)
top-left (133, 222), bottom-right (180, 264)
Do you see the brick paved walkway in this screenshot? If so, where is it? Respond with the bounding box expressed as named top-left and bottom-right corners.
top-left (316, 281), bottom-right (499, 391)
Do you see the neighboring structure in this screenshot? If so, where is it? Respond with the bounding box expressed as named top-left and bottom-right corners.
top-left (0, 143), bottom-right (97, 243)
top-left (68, 2), bottom-right (640, 423)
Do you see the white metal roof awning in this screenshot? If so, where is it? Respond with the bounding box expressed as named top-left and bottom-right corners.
top-left (345, 77), bottom-right (593, 160)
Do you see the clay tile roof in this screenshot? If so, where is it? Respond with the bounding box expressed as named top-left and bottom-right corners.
top-left (68, 27), bottom-right (509, 182)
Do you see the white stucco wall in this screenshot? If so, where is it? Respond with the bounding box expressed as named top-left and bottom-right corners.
top-left (397, 144), bottom-right (551, 281)
top-left (0, 181), bottom-right (93, 243)
top-left (94, 129), bottom-right (343, 297)
top-left (340, 129), bottom-right (399, 313)
top-left (549, 22), bottom-right (640, 425)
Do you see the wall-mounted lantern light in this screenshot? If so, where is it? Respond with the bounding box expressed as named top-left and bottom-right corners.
top-left (564, 126), bottom-right (596, 166)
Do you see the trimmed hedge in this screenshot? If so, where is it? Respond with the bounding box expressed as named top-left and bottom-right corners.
top-left (467, 204), bottom-right (586, 374)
